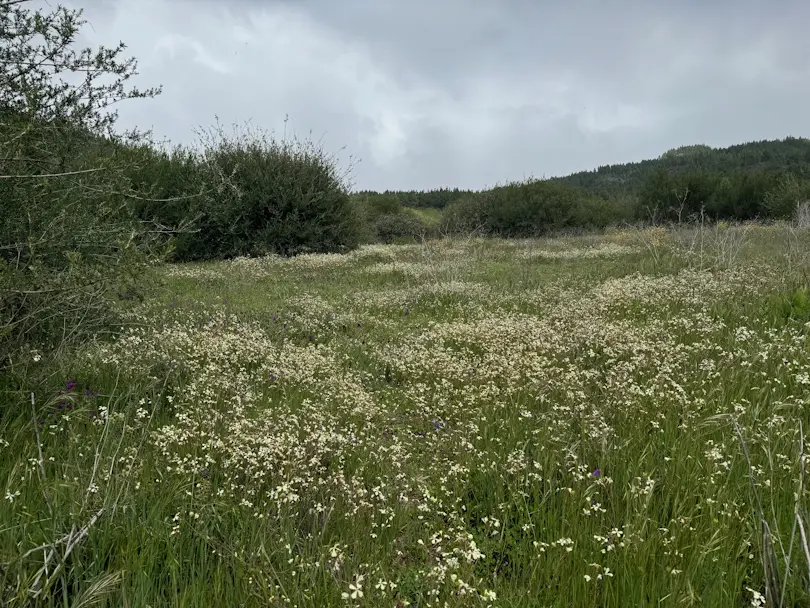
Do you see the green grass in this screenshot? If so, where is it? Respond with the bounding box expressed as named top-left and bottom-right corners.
top-left (404, 206), bottom-right (442, 227)
top-left (3, 223), bottom-right (810, 606)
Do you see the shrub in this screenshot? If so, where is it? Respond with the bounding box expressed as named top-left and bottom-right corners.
top-left (405, 206), bottom-right (442, 228)
top-left (347, 200), bottom-right (377, 245)
top-left (439, 194), bottom-right (488, 235)
top-left (0, 1), bottom-right (162, 372)
top-left (350, 193), bottom-right (442, 243)
top-left (570, 194), bottom-right (636, 230)
top-left (159, 122), bottom-right (359, 260)
top-left (482, 179), bottom-right (608, 237)
top-left (352, 192), bottom-right (403, 220)
top-left (373, 212), bottom-right (428, 243)
top-left (123, 143), bottom-right (204, 229)
top-left (350, 192), bottom-right (402, 244)
top-left (764, 173), bottom-right (810, 219)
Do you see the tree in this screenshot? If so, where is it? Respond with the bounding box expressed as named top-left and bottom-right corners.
top-left (0, 0), bottom-right (162, 370)
top-left (0, 1), bottom-right (160, 134)
top-left (764, 172), bottom-right (810, 219)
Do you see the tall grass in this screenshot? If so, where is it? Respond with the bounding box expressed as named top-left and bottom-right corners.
top-left (2, 224), bottom-right (810, 606)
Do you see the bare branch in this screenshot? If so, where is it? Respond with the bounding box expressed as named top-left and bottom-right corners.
top-left (0, 166), bottom-right (105, 179)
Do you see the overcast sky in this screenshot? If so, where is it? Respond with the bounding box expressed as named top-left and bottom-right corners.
top-left (63, 0), bottom-right (810, 191)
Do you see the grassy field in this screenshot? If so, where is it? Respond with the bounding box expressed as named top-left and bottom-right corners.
top-left (3, 223), bottom-right (810, 606)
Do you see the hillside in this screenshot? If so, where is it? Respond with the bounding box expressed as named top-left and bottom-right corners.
top-left (355, 137), bottom-right (810, 232)
top-left (360, 137), bottom-right (810, 211)
top-left (551, 137), bottom-right (810, 197)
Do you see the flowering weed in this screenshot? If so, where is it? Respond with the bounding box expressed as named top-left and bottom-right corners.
top-left (2, 225), bottom-right (810, 606)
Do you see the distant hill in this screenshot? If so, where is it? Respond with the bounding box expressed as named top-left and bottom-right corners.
top-left (550, 136), bottom-right (810, 197)
top-left (354, 137), bottom-right (810, 224)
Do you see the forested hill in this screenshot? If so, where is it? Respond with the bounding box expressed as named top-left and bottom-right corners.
top-left (550, 137), bottom-right (810, 196)
top-left (357, 137), bottom-right (810, 209)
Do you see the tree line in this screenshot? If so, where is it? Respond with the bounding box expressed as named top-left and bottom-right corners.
top-left (361, 139), bottom-right (810, 236)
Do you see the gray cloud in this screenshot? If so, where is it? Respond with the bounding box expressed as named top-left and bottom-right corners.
top-left (64, 0), bottom-right (810, 190)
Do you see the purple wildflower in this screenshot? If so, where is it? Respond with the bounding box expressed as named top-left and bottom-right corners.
top-left (593, 468), bottom-right (601, 477)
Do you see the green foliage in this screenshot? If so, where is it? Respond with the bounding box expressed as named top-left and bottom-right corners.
top-left (440, 194), bottom-right (489, 235)
top-left (350, 191), bottom-right (402, 243)
top-left (354, 187), bottom-right (475, 210)
top-left (351, 191), bottom-right (440, 243)
top-left (0, 2), bottom-right (159, 135)
top-left (0, 0), bottom-right (162, 369)
top-left (438, 180), bottom-right (630, 238)
top-left (123, 143), bottom-right (204, 231)
top-left (483, 180), bottom-right (578, 237)
top-left (556, 137), bottom-right (810, 197)
top-left (658, 144), bottom-right (714, 161)
top-left (4, 228), bottom-right (810, 606)
top-left (540, 137), bottom-right (810, 224)
top-left (372, 212), bottom-right (428, 243)
top-left (636, 167), bottom-right (799, 223)
top-left (404, 206), bottom-right (442, 229)
top-left (765, 286), bottom-right (810, 326)
top-left (360, 139), bottom-right (810, 235)
top-left (763, 173), bottom-right (810, 219)
top-left (351, 191), bottom-right (402, 218)
top-left (133, 122), bottom-right (360, 260)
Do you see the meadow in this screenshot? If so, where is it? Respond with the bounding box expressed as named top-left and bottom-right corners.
top-left (3, 223), bottom-right (810, 607)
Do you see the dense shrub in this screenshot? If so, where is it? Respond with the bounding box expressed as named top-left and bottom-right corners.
top-left (637, 167), bottom-right (810, 223)
top-left (763, 173), bottom-right (810, 219)
top-left (568, 193), bottom-right (635, 230)
top-left (554, 137), bottom-right (810, 200)
top-left (485, 180), bottom-right (578, 236)
top-left (0, 1), bottom-right (162, 371)
top-left (349, 139), bottom-right (810, 237)
top-left (134, 123), bottom-right (360, 261)
top-left (350, 192), bottom-right (402, 243)
top-left (439, 194), bottom-right (489, 235)
top-left (438, 179), bottom-right (626, 238)
top-left (352, 192), bottom-right (402, 218)
top-left (373, 212), bottom-right (428, 243)
top-left (350, 191), bottom-right (440, 243)
top-left (123, 143), bottom-right (204, 232)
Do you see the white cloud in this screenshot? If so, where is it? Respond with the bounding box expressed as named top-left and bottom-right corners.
top-left (59, 0), bottom-right (810, 190)
top-left (154, 34), bottom-right (233, 74)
